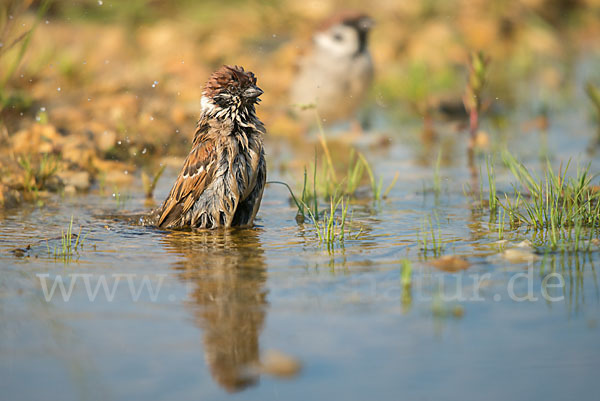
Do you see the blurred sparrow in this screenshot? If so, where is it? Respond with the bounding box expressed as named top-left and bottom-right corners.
top-left (157, 65), bottom-right (266, 229)
top-left (290, 12), bottom-right (374, 126)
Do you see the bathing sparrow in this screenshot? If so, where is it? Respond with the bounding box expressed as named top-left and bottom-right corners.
top-left (157, 65), bottom-right (266, 229)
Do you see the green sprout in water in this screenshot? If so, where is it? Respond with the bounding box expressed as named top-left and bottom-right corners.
top-left (345, 149), bottom-right (366, 195)
top-left (418, 214), bottom-right (444, 258)
top-left (401, 259), bottom-right (412, 289)
top-left (358, 152), bottom-right (399, 202)
top-left (305, 195), bottom-right (359, 252)
top-left (434, 149), bottom-right (442, 196)
top-left (46, 215), bottom-right (89, 262)
top-left (486, 155), bottom-right (498, 214)
top-left (112, 186), bottom-right (130, 209)
top-left (269, 151), bottom-right (319, 224)
top-left (400, 259), bottom-right (413, 312)
top-left (497, 207), bottom-right (506, 241)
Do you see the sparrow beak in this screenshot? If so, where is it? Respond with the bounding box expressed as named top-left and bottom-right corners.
top-left (243, 85), bottom-right (264, 99)
top-left (358, 17), bottom-right (374, 32)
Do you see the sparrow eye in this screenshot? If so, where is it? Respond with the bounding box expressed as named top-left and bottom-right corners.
top-left (332, 33), bottom-right (343, 42)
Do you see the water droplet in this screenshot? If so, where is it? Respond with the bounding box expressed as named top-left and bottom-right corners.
top-left (35, 116), bottom-right (41, 121)
top-left (272, 34), bottom-right (277, 38)
top-left (142, 148), bottom-right (147, 154)
top-left (57, 87), bottom-right (61, 92)
top-left (40, 107), bottom-right (46, 112)
top-left (124, 170), bottom-right (128, 175)
top-left (117, 140), bottom-right (122, 145)
top-left (175, 129), bottom-right (179, 133)
top-left (112, 193), bottom-right (116, 197)
top-left (98, 0), bottom-right (103, 5)
top-left (45, 20), bottom-right (49, 24)
top-left (87, 98), bottom-right (91, 102)
top-left (150, 116), bottom-right (154, 121)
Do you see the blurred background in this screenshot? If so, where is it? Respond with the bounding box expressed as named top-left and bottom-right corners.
top-left (1, 0), bottom-right (600, 201)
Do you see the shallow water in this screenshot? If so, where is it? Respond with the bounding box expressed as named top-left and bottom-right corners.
top-left (2, 91), bottom-right (600, 400)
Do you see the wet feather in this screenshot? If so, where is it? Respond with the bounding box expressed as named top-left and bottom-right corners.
top-left (157, 65), bottom-right (266, 229)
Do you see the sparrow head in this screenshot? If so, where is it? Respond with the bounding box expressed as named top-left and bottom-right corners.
top-left (314, 12), bottom-right (374, 57)
top-left (202, 65), bottom-right (263, 117)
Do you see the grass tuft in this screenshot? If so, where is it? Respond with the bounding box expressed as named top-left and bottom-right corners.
top-left (497, 152), bottom-right (599, 250)
top-left (46, 215), bottom-right (89, 262)
top-left (305, 195), bottom-right (358, 251)
top-left (418, 214), bottom-right (444, 257)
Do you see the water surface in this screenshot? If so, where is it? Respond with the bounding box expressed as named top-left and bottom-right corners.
top-left (2, 77), bottom-right (600, 401)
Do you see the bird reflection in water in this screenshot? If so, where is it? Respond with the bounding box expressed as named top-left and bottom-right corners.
top-left (161, 228), bottom-right (267, 392)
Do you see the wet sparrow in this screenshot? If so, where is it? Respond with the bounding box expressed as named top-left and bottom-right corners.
top-left (157, 65), bottom-right (266, 229)
top-left (290, 12), bottom-right (374, 126)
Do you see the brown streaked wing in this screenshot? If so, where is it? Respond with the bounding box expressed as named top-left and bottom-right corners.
top-left (158, 140), bottom-right (215, 228)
